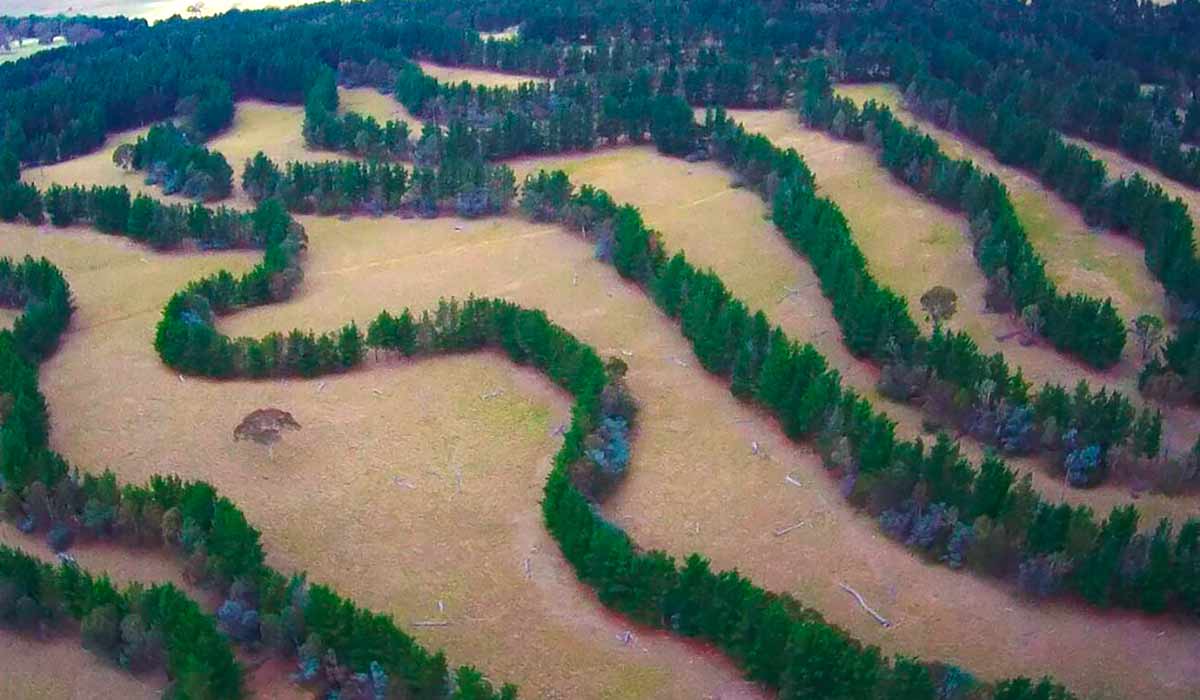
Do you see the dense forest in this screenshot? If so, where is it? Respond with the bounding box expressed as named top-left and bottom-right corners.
top-left (2, 0), bottom-right (1200, 698)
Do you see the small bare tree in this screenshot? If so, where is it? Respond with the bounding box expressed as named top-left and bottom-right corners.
top-left (1020, 303), bottom-right (1044, 341)
top-left (1133, 314), bottom-right (1164, 362)
top-left (234, 408), bottom-right (301, 459)
top-left (920, 285), bottom-right (958, 327)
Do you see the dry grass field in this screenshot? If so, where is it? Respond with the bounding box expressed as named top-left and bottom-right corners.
top-left (507, 145), bottom-right (1200, 523)
top-left (835, 84), bottom-right (1170, 326)
top-left (723, 107), bottom-right (1200, 459)
top-left (0, 220), bottom-right (759, 700)
top-left (4, 130), bottom-right (1199, 697)
top-left (417, 61), bottom-right (545, 88)
top-left (23, 89), bottom-right (416, 207)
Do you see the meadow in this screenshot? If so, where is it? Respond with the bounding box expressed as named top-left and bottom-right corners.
top-left (2, 89), bottom-right (1199, 698)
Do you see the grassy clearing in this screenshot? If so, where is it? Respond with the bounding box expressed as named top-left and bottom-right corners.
top-left (339, 86), bottom-right (424, 132)
top-left (479, 26), bottom-right (520, 41)
top-left (0, 37), bottom-right (67, 65)
top-left (417, 60), bottom-right (545, 88)
top-left (0, 219), bottom-right (754, 699)
top-left (12, 95), bottom-right (1200, 697)
top-left (836, 83), bottom-right (1170, 327)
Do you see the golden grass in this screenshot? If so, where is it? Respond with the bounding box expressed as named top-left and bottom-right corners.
top-left (23, 91), bottom-right (419, 208)
top-left (727, 105), bottom-right (1200, 458)
top-left (0, 219), bottom-right (756, 699)
top-left (339, 86), bottom-right (423, 132)
top-left (8, 94), bottom-right (1200, 697)
top-left (1, 183), bottom-right (1195, 700)
top-left (835, 84), bottom-right (1170, 325)
top-left (0, 632), bottom-right (161, 700)
top-left (417, 61), bottom-right (545, 89)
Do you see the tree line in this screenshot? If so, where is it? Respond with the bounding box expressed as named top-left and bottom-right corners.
top-left (841, 53), bottom-right (1200, 408)
top-left (0, 254), bottom-right (515, 698)
top-left (800, 62), bottom-right (1127, 370)
top-left (0, 544), bottom-right (243, 698)
top-left (830, 2), bottom-right (1200, 406)
top-left (143, 186), bottom-right (1083, 699)
top-left (245, 152), bottom-right (515, 220)
top-left (522, 168), bottom-right (1200, 623)
top-left (833, 0), bottom-right (1200, 189)
top-left (700, 104), bottom-right (1193, 493)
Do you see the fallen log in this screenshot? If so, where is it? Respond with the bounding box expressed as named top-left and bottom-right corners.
top-left (773, 521), bottom-right (805, 536)
top-left (839, 583), bottom-right (892, 627)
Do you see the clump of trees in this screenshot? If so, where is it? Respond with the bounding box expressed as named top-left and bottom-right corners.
top-left (118, 122), bottom-right (233, 201)
top-left (302, 70), bottom-right (413, 159)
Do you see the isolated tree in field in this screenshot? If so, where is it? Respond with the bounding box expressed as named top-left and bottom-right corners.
top-left (112, 143), bottom-right (135, 171)
top-left (1133, 314), bottom-right (1164, 361)
top-left (919, 285), bottom-right (957, 327)
top-left (234, 408), bottom-right (301, 458)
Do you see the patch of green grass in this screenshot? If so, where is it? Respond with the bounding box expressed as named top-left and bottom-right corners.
top-left (0, 37), bottom-right (67, 65)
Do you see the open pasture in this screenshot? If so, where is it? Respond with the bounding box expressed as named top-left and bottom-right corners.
top-left (723, 107), bottom-right (1200, 458)
top-left (509, 144), bottom-right (1200, 523)
top-left (417, 61), bottom-right (546, 89)
top-left (835, 83), bottom-right (1171, 327)
top-left (5, 131), bottom-right (1199, 697)
top-left (23, 89), bottom-right (418, 208)
top-left (0, 219), bottom-right (758, 700)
